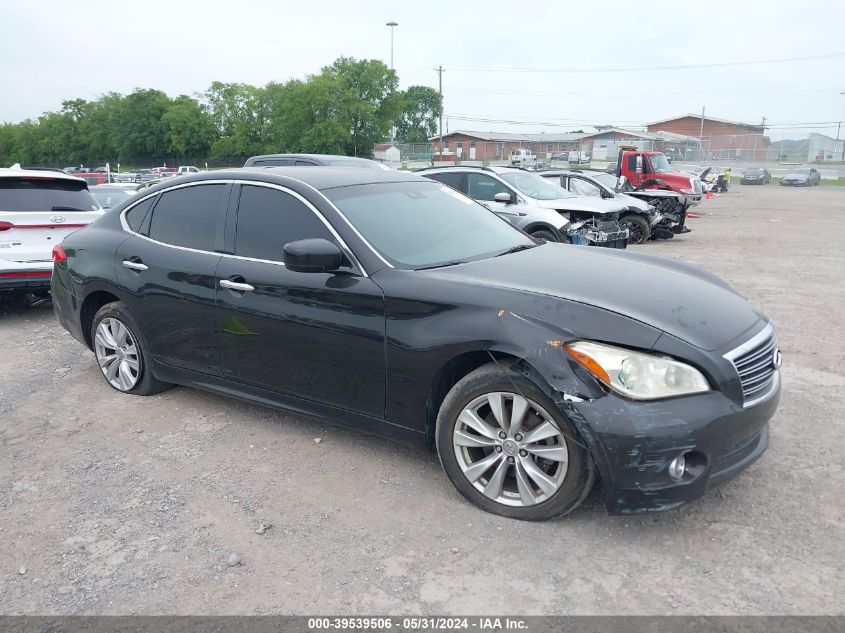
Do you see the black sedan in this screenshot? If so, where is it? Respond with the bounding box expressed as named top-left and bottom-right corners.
top-left (740, 166), bottom-right (771, 185)
top-left (780, 167), bottom-right (821, 186)
top-left (51, 168), bottom-right (781, 520)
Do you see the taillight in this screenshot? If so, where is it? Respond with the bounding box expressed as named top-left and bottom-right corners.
top-left (52, 244), bottom-right (67, 263)
top-left (0, 221), bottom-right (13, 231)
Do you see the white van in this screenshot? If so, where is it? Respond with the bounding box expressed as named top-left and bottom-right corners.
top-left (510, 149), bottom-right (535, 166)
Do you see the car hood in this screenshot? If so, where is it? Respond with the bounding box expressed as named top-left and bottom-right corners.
top-left (534, 197), bottom-right (627, 215)
top-left (614, 192), bottom-right (651, 211)
top-left (782, 172), bottom-right (808, 179)
top-left (427, 244), bottom-right (761, 351)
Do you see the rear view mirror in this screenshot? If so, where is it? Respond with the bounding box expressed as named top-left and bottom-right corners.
top-left (494, 192), bottom-right (513, 204)
top-left (283, 238), bottom-right (344, 273)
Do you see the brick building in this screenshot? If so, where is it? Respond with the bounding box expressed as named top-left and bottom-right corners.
top-left (645, 114), bottom-right (769, 160)
top-left (429, 130), bottom-right (590, 161)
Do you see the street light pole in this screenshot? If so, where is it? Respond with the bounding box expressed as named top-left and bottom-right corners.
top-left (386, 21), bottom-right (398, 70)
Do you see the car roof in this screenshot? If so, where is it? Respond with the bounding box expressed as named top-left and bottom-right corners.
top-left (248, 153), bottom-right (379, 164)
top-left (137, 167), bottom-right (425, 193)
top-left (0, 166), bottom-right (86, 183)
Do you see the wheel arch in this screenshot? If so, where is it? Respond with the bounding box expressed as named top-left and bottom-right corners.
top-left (79, 287), bottom-right (124, 349)
top-left (523, 222), bottom-right (565, 241)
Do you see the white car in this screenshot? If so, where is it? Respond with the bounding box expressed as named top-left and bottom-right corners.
top-left (0, 166), bottom-right (102, 292)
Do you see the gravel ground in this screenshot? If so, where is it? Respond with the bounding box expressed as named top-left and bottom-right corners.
top-left (1, 184), bottom-right (843, 615)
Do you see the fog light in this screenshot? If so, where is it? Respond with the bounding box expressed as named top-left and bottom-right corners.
top-left (668, 454), bottom-right (686, 481)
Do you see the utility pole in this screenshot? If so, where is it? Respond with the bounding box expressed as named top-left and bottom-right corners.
top-left (699, 106), bottom-right (705, 140)
top-left (436, 65), bottom-right (445, 160)
top-left (385, 22), bottom-right (398, 70)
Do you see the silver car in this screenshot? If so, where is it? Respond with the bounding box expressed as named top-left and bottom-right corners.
top-left (422, 166), bottom-right (628, 248)
top-left (540, 170), bottom-right (663, 244)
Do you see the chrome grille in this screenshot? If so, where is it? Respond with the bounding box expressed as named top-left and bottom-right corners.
top-left (725, 324), bottom-right (779, 406)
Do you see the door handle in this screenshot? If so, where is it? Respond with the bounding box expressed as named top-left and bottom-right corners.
top-left (122, 260), bottom-right (148, 271)
top-left (219, 279), bottom-right (254, 292)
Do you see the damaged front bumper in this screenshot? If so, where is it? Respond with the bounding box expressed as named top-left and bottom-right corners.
top-left (563, 373), bottom-right (780, 515)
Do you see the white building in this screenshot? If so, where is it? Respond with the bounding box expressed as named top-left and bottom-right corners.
top-left (807, 133), bottom-right (845, 162)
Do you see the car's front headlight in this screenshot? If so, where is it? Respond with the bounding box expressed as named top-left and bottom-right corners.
top-left (564, 341), bottom-right (710, 400)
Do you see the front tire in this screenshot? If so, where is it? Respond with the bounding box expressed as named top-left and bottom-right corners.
top-left (620, 214), bottom-right (650, 245)
top-left (91, 302), bottom-right (172, 396)
top-left (530, 229), bottom-right (558, 243)
top-left (435, 362), bottom-right (595, 521)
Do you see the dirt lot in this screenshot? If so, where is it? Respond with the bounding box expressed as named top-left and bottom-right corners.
top-left (1, 184), bottom-right (843, 615)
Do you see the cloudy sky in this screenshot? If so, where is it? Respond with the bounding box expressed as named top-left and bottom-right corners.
top-left (2, 0), bottom-right (843, 139)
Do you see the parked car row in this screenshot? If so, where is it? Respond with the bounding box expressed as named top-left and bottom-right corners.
top-left (46, 160), bottom-right (782, 521)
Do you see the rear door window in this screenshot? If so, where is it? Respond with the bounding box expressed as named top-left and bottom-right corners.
top-left (0, 178), bottom-right (100, 212)
top-left (234, 185), bottom-right (334, 262)
top-left (426, 172), bottom-right (466, 193)
top-left (254, 158), bottom-right (292, 167)
top-left (147, 184), bottom-right (226, 251)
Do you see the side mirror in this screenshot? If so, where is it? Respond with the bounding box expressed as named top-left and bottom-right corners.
top-left (283, 238), bottom-right (344, 273)
top-left (494, 192), bottom-right (513, 204)
top-left (617, 175), bottom-right (627, 190)
top-left (635, 155), bottom-right (643, 175)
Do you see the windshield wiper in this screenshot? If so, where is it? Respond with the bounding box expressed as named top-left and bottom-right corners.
top-left (415, 260), bottom-right (467, 271)
top-left (51, 205), bottom-right (88, 212)
top-left (495, 243), bottom-right (537, 257)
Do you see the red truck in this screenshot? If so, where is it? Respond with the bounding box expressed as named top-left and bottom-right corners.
top-left (614, 146), bottom-right (703, 234)
top-left (615, 146), bottom-right (703, 207)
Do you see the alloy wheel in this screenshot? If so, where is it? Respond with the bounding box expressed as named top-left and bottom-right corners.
top-left (453, 392), bottom-right (569, 507)
top-left (94, 317), bottom-right (141, 391)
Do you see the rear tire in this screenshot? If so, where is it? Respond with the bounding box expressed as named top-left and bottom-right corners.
top-left (620, 214), bottom-right (650, 245)
top-left (435, 362), bottom-right (596, 521)
top-left (91, 301), bottom-right (172, 396)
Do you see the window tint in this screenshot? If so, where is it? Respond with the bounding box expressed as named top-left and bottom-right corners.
top-left (125, 196), bottom-right (155, 231)
top-left (0, 178), bottom-right (100, 212)
top-left (148, 184), bottom-right (224, 251)
top-left (426, 172), bottom-right (465, 192)
top-left (294, 160), bottom-right (316, 166)
top-left (627, 155), bottom-right (638, 171)
top-left (467, 174), bottom-right (510, 201)
top-left (235, 185), bottom-right (333, 262)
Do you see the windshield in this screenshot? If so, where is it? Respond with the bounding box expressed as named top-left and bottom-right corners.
top-left (92, 189), bottom-right (134, 208)
top-left (498, 171), bottom-right (573, 200)
top-left (324, 158), bottom-right (389, 170)
top-left (794, 168), bottom-right (811, 175)
top-left (649, 154), bottom-right (672, 173)
top-left (0, 179), bottom-right (101, 212)
top-left (745, 168), bottom-right (763, 175)
top-left (324, 181), bottom-right (534, 269)
top-left (591, 173), bottom-right (618, 190)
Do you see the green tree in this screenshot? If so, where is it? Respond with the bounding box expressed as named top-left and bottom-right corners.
top-left (162, 95), bottom-right (217, 159)
top-left (320, 57), bottom-right (402, 157)
top-left (395, 85), bottom-right (441, 143)
top-left (77, 92), bottom-right (124, 165)
top-left (205, 82), bottom-right (268, 160)
top-left (116, 89), bottom-right (172, 161)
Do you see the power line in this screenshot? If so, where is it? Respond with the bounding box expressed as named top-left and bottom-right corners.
top-left (447, 87), bottom-right (840, 101)
top-left (445, 52), bottom-right (845, 74)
